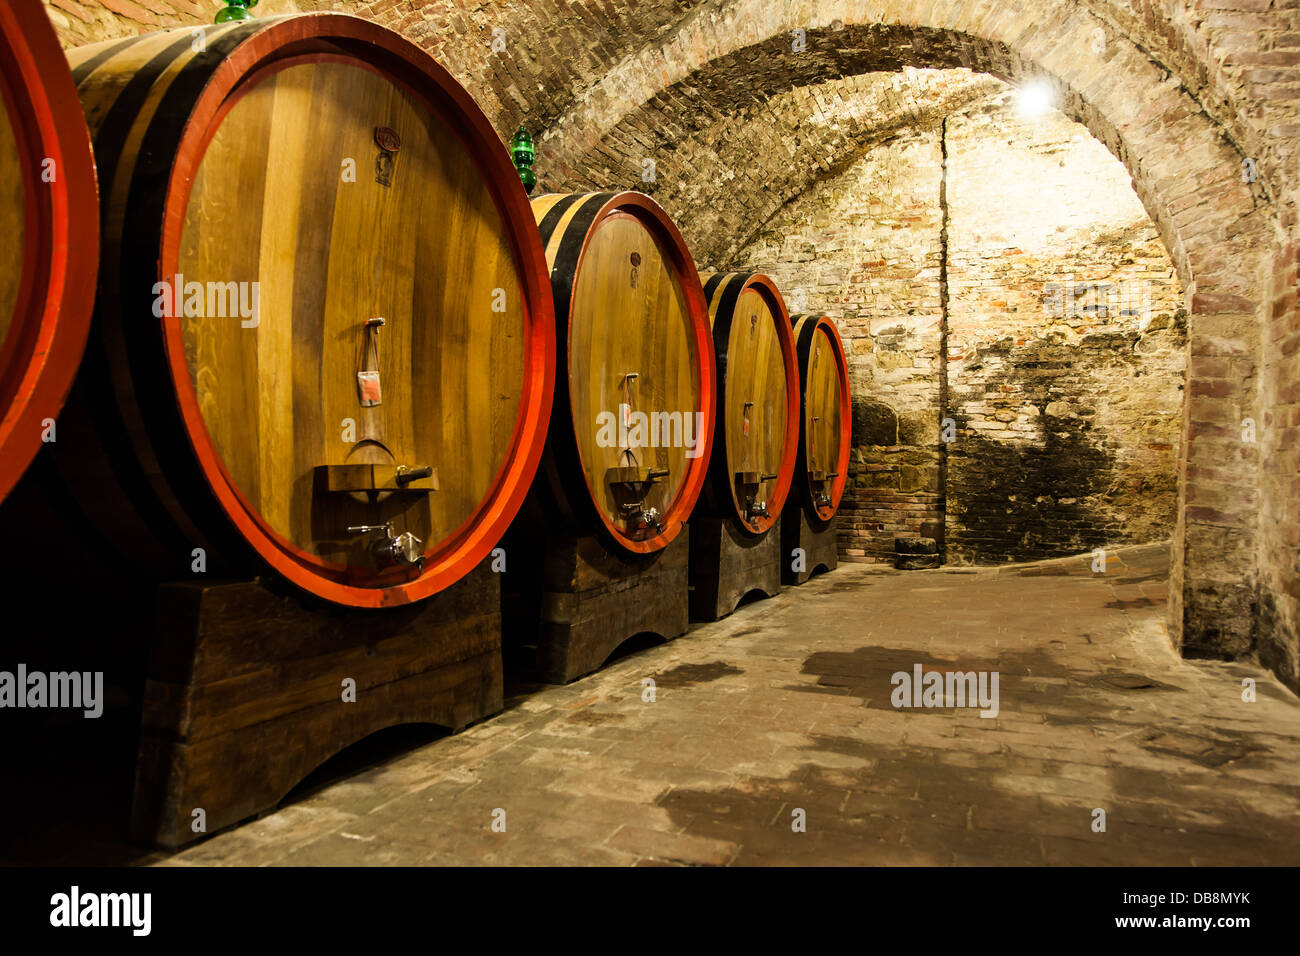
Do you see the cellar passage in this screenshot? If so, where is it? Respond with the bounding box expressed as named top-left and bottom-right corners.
top-left (5, 0), bottom-right (1295, 874)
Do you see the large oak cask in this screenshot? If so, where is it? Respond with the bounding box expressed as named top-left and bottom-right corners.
top-left (51, 14), bottom-right (554, 607)
top-left (530, 191), bottom-right (715, 554)
top-left (699, 272), bottom-right (800, 535)
top-left (0, 0), bottom-right (98, 504)
top-left (789, 313), bottom-right (850, 523)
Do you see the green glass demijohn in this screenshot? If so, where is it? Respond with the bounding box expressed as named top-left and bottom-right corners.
top-left (215, 0), bottom-right (257, 23)
top-left (511, 125), bottom-right (536, 194)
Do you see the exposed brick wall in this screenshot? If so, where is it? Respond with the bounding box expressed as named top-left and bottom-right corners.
top-left (943, 95), bottom-right (1187, 564)
top-left (733, 86), bottom-right (1187, 566)
top-left (732, 123), bottom-right (947, 563)
top-left (42, 0), bottom-right (303, 45)
top-left (1260, 241), bottom-right (1300, 689)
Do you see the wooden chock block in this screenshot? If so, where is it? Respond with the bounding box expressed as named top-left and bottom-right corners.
top-left (781, 510), bottom-right (839, 586)
top-left (506, 529), bottom-right (690, 684)
top-left (689, 516), bottom-right (781, 622)
top-left (132, 564), bottom-right (503, 849)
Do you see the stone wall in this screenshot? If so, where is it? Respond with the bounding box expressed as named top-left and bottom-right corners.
top-left (943, 96), bottom-right (1186, 564)
top-left (735, 89), bottom-right (1186, 565)
top-left (1261, 239), bottom-right (1300, 691)
top-left (733, 128), bottom-right (947, 563)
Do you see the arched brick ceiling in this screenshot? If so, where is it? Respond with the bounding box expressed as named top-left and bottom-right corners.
top-left (327, 0), bottom-right (715, 151)
top-left (318, 3), bottom-right (1270, 280)
top-left (513, 2), bottom-right (1271, 312)
top-left (517, 1), bottom-right (1285, 231)
top-left (52, 0), bottom-right (1298, 230)
top-left (540, 68), bottom-right (1005, 266)
top-left (539, 22), bottom-right (1020, 172)
top-left (1084, 0), bottom-right (1296, 226)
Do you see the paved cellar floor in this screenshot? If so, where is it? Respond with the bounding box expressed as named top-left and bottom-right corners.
top-left (160, 543), bottom-right (1300, 866)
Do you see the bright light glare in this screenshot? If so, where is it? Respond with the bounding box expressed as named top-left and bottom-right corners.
top-left (1016, 80), bottom-right (1054, 117)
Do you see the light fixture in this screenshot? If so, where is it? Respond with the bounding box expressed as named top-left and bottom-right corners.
top-left (1015, 79), bottom-right (1055, 117)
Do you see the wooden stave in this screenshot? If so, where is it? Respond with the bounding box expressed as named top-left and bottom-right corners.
top-left (52, 14), bottom-right (554, 608)
top-left (699, 271), bottom-right (801, 536)
top-left (530, 190), bottom-right (716, 555)
top-left (0, 0), bottom-right (99, 505)
top-left (790, 312), bottom-right (851, 526)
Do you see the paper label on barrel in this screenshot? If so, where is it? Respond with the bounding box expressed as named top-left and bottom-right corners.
top-left (357, 370), bottom-right (382, 407)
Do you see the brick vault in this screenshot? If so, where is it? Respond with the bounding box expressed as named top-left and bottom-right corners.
top-left (47, 0), bottom-right (1300, 689)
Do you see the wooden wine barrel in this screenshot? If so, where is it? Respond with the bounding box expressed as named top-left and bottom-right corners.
top-left (52, 14), bottom-right (554, 607)
top-left (700, 272), bottom-right (800, 535)
top-left (0, 0), bottom-right (98, 504)
top-left (789, 313), bottom-right (850, 523)
top-left (530, 191), bottom-right (715, 554)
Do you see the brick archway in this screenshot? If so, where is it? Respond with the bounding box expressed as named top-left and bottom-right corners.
top-left (535, 2), bottom-right (1280, 680)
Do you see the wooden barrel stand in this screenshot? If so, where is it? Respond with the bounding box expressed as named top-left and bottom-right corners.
top-left (689, 517), bottom-right (781, 621)
top-left (504, 530), bottom-right (689, 684)
top-left (781, 510), bottom-right (839, 586)
top-left (133, 562), bottom-right (502, 849)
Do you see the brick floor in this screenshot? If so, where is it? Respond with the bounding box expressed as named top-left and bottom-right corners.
top-left (160, 542), bottom-right (1300, 866)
